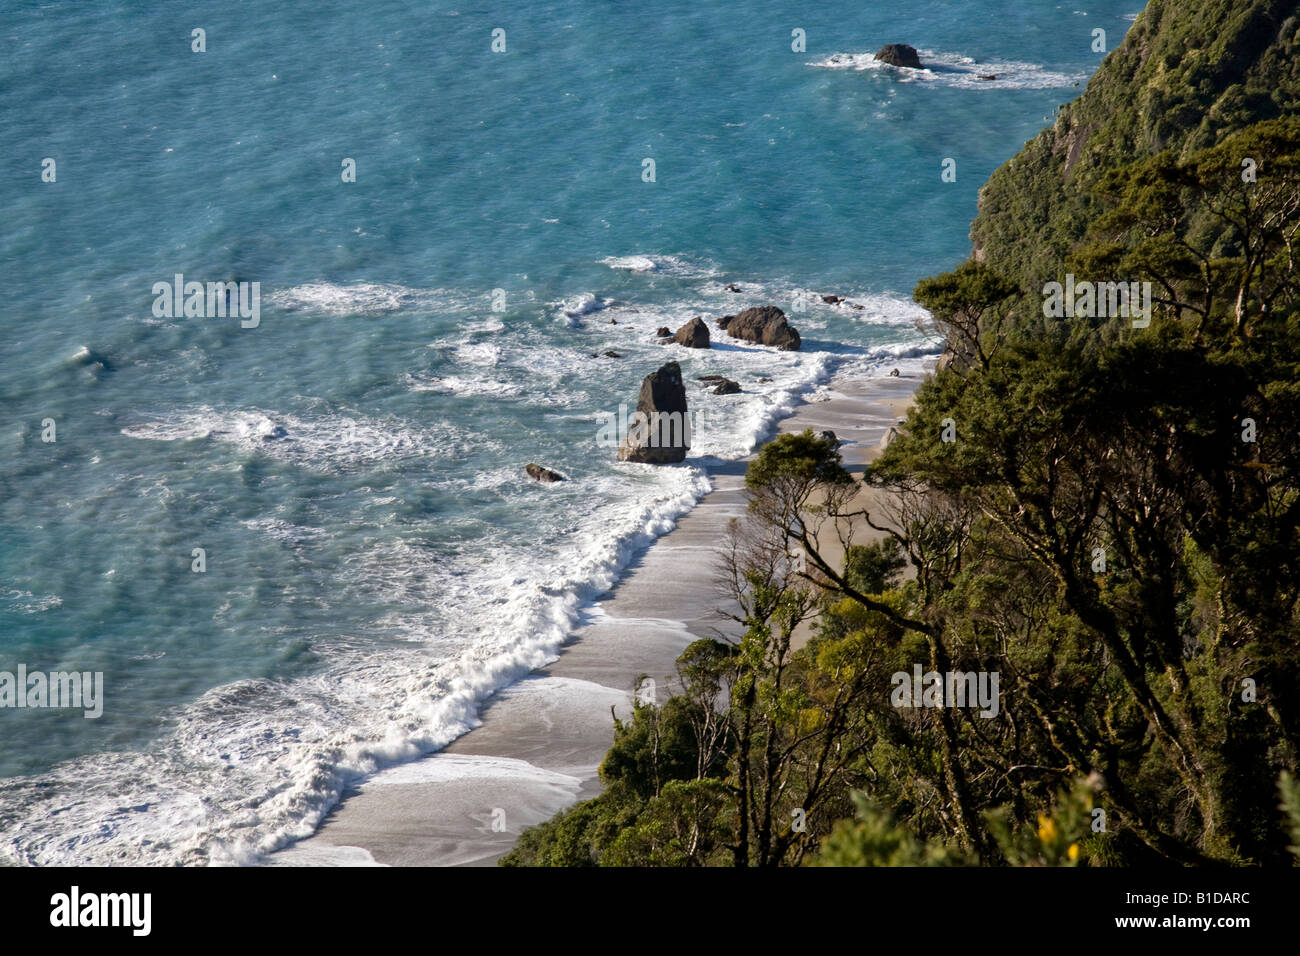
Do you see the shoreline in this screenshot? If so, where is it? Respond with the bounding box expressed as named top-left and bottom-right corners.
top-left (271, 359), bottom-right (931, 867)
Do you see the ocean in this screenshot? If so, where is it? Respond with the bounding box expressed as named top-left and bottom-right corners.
top-left (0, 0), bottom-right (1139, 864)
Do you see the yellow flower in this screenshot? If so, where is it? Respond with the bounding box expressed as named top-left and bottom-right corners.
top-left (1068, 843), bottom-right (1079, 861)
top-left (1037, 814), bottom-right (1058, 842)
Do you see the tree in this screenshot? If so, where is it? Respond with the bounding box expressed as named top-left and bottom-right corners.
top-left (913, 261), bottom-right (1020, 371)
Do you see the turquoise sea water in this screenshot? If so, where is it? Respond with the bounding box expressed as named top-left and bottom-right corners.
top-left (0, 1), bottom-right (1141, 863)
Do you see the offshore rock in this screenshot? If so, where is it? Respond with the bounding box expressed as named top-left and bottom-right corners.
top-left (618, 361), bottom-right (690, 464)
top-left (719, 306), bottom-right (801, 351)
top-left (673, 316), bottom-right (711, 349)
top-left (875, 44), bottom-right (923, 69)
top-left (526, 463), bottom-right (566, 482)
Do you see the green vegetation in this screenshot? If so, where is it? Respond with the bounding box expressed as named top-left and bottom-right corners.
top-left (502, 0), bottom-right (1300, 866)
top-left (971, 0), bottom-right (1300, 298)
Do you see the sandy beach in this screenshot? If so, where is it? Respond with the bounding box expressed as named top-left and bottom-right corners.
top-left (272, 363), bottom-right (928, 867)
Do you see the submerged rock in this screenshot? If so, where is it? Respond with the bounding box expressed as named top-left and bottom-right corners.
top-left (719, 306), bottom-right (801, 351)
top-left (618, 361), bottom-right (690, 464)
top-left (698, 374), bottom-right (741, 393)
top-left (69, 346), bottom-right (113, 372)
top-left (526, 462), bottom-right (566, 482)
top-left (673, 316), bottom-right (711, 349)
top-left (875, 44), bottom-right (923, 69)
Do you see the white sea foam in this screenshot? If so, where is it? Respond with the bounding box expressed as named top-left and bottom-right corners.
top-left (265, 844), bottom-right (387, 866)
top-left (270, 282), bottom-right (466, 315)
top-left (2, 590), bottom-right (63, 613)
top-left (405, 373), bottom-right (523, 398)
top-left (866, 340), bottom-right (944, 362)
top-left (453, 342), bottom-right (502, 366)
top-left (120, 406), bottom-right (466, 470)
top-left (599, 254), bottom-right (720, 279)
top-left (242, 517), bottom-right (327, 546)
top-left (361, 750), bottom-right (593, 789)
top-left (464, 316), bottom-right (506, 334)
top-left (810, 49), bottom-right (1085, 90)
top-left (557, 293), bottom-right (612, 319)
top-left (600, 255), bottom-right (659, 272)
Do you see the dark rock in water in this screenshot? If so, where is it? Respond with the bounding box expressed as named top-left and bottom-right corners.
top-left (604, 350), bottom-right (622, 358)
top-left (526, 462), bottom-right (566, 482)
top-left (890, 367), bottom-right (901, 377)
top-left (673, 316), bottom-right (711, 349)
top-left (656, 326), bottom-right (672, 337)
top-left (263, 425), bottom-right (289, 441)
top-left (719, 306), bottom-right (801, 351)
top-left (697, 374), bottom-right (728, 383)
top-left (725, 283), bottom-right (743, 293)
top-left (609, 317), bottom-right (618, 324)
top-left (850, 303), bottom-right (865, 311)
top-left (712, 378), bottom-right (741, 395)
top-left (822, 294), bottom-right (844, 304)
top-left (814, 430), bottom-right (840, 447)
top-left (756, 376), bottom-right (772, 383)
top-left (618, 361), bottom-right (690, 464)
top-left (977, 74), bottom-right (999, 81)
top-left (875, 44), bottom-right (923, 69)
top-left (716, 315), bottom-right (734, 330)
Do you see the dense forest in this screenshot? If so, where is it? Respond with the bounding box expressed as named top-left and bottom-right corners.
top-left (503, 0), bottom-right (1300, 866)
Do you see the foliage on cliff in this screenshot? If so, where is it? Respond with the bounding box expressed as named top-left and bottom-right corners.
top-left (970, 0), bottom-right (1300, 296)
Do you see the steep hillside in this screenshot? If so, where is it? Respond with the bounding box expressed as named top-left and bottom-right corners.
top-left (972, 0), bottom-right (1300, 292)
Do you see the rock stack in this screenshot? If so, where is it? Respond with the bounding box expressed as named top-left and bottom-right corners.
top-left (618, 361), bottom-right (691, 464)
